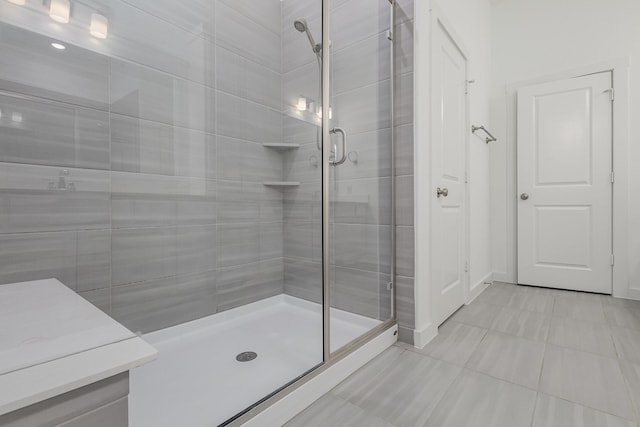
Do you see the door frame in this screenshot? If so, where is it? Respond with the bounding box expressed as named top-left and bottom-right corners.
top-left (501, 58), bottom-right (631, 298)
top-left (414, 0), bottom-right (471, 346)
top-left (516, 72), bottom-right (614, 294)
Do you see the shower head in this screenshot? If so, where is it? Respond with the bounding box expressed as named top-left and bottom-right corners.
top-left (294, 18), bottom-right (322, 57)
top-left (294, 19), bottom-right (307, 32)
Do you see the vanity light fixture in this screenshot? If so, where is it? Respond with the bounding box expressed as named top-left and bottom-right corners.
top-left (49, 0), bottom-right (71, 24)
top-left (90, 13), bottom-right (108, 39)
top-left (51, 42), bottom-right (66, 50)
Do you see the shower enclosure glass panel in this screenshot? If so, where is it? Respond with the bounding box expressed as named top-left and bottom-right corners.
top-left (328, 0), bottom-right (395, 351)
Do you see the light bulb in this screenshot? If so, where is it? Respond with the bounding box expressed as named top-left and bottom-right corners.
top-left (90, 13), bottom-right (108, 39)
top-left (51, 42), bottom-right (66, 50)
top-left (49, 0), bottom-right (70, 24)
top-left (12, 112), bottom-right (22, 123)
top-left (7, 0), bottom-right (26, 5)
top-left (296, 97), bottom-right (307, 111)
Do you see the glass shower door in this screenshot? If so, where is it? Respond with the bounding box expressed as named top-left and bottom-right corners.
top-left (327, 0), bottom-right (395, 353)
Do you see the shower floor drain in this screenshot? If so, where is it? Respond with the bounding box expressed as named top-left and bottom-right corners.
top-left (236, 351), bottom-right (258, 362)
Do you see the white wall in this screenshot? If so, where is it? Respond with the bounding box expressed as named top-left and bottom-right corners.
top-left (490, 0), bottom-right (640, 297)
top-left (438, 0), bottom-right (493, 292)
top-left (413, 0), bottom-right (492, 345)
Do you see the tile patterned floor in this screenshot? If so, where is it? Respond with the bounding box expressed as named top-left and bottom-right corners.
top-left (286, 282), bottom-right (640, 427)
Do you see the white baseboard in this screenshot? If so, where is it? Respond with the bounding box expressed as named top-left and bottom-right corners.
top-left (240, 326), bottom-right (397, 426)
top-left (492, 271), bottom-right (514, 284)
top-left (413, 322), bottom-right (438, 349)
top-left (620, 288), bottom-right (640, 301)
top-left (467, 272), bottom-right (493, 304)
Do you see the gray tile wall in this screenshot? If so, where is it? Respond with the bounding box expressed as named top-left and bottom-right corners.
top-left (394, 0), bottom-right (415, 344)
top-left (0, 0), bottom-right (284, 334)
top-left (281, 0), bottom-right (324, 307)
top-left (281, 0), bottom-right (412, 325)
top-left (0, 0), bottom-right (416, 340)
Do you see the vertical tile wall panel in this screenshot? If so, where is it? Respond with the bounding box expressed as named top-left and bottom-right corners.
top-left (393, 1), bottom-right (415, 343)
top-left (0, 0), bottom-right (285, 334)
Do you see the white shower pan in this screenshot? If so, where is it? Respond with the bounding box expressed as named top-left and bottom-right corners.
top-left (129, 295), bottom-right (383, 426)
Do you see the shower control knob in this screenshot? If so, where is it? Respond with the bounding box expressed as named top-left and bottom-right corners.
top-left (520, 193), bottom-right (529, 200)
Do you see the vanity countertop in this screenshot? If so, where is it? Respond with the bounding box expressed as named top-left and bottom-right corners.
top-left (0, 279), bottom-right (157, 416)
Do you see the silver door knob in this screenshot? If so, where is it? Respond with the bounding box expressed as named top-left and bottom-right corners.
top-left (437, 187), bottom-right (449, 198)
top-left (520, 193), bottom-right (529, 200)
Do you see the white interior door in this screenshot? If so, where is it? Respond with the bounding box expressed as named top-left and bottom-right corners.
top-left (517, 72), bottom-right (613, 293)
top-left (431, 20), bottom-right (467, 326)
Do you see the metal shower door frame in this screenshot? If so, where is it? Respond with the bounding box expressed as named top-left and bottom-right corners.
top-left (321, 0), bottom-right (397, 363)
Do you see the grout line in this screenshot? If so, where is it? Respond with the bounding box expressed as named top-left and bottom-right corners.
top-left (420, 363), bottom-right (466, 426)
top-left (529, 392), bottom-right (539, 427)
top-left (611, 324), bottom-right (640, 423)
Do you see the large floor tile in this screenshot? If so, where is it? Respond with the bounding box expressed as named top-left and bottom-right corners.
top-left (547, 316), bottom-right (616, 357)
top-left (539, 345), bottom-right (634, 420)
top-left (424, 369), bottom-right (537, 427)
top-left (466, 331), bottom-right (545, 389)
top-left (410, 320), bottom-right (487, 366)
top-left (490, 307), bottom-right (550, 341)
top-left (553, 296), bottom-right (607, 323)
top-left (612, 327), bottom-right (640, 364)
top-left (551, 289), bottom-right (608, 303)
top-left (450, 301), bottom-right (501, 329)
top-left (619, 362), bottom-right (640, 423)
top-left (603, 297), bottom-right (640, 309)
top-left (334, 350), bottom-right (461, 426)
top-left (473, 284), bottom-right (515, 306)
top-left (532, 393), bottom-right (636, 427)
top-left (491, 281), bottom-right (518, 291)
top-left (284, 394), bottom-right (394, 427)
top-left (605, 305), bottom-right (640, 331)
top-left (506, 287), bottom-right (555, 314)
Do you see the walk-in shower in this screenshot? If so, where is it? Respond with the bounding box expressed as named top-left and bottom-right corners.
top-left (0, 0), bottom-right (396, 424)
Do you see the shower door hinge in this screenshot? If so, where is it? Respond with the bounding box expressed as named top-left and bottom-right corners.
top-left (386, 281), bottom-right (394, 291)
top-left (465, 80), bottom-right (475, 95)
top-left (386, 29), bottom-right (393, 41)
top-left (464, 261), bottom-right (469, 272)
top-left (611, 171), bottom-right (615, 184)
top-left (611, 254), bottom-right (615, 266)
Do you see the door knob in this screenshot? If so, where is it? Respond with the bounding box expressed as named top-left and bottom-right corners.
top-left (437, 187), bottom-right (449, 198)
top-left (520, 193), bottom-right (529, 200)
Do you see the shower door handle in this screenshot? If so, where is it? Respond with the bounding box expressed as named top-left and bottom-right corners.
top-left (330, 127), bottom-right (347, 165)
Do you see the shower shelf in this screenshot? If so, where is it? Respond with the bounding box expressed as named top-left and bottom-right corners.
top-left (262, 143), bottom-right (300, 149)
top-left (333, 195), bottom-right (370, 204)
top-left (263, 181), bottom-right (300, 187)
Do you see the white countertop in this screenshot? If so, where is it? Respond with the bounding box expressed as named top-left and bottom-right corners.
top-left (0, 279), bottom-right (157, 416)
